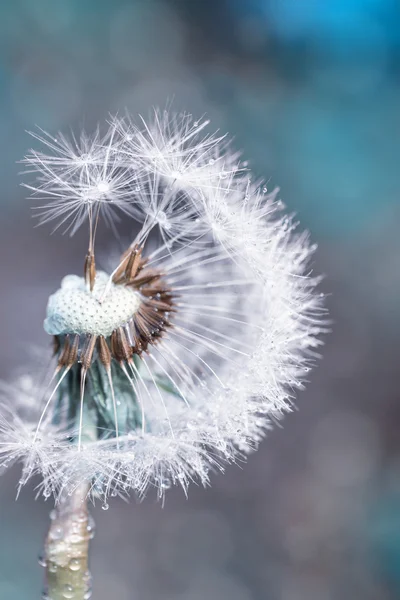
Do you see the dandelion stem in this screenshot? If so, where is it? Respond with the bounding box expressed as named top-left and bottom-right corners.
top-left (44, 483), bottom-right (93, 600)
top-left (43, 382), bottom-right (98, 599)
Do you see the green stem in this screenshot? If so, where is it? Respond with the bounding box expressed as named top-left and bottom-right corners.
top-left (44, 484), bottom-right (93, 600)
top-left (44, 386), bottom-right (98, 600)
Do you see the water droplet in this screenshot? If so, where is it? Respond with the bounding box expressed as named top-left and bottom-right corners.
top-left (102, 503), bottom-right (109, 511)
top-left (38, 552), bottom-right (46, 568)
top-left (70, 533), bottom-right (81, 544)
top-left (77, 511), bottom-right (87, 523)
top-left (48, 562), bottom-right (58, 574)
top-left (50, 526), bottom-right (64, 541)
top-left (156, 210), bottom-right (172, 231)
top-left (69, 558), bottom-right (81, 572)
top-left (63, 584), bottom-right (74, 598)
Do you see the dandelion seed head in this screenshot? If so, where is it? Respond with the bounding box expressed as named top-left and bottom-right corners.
top-left (4, 109), bottom-right (327, 502)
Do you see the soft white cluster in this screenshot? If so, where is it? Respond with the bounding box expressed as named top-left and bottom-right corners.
top-left (1, 110), bottom-right (325, 504)
top-left (44, 272), bottom-right (142, 337)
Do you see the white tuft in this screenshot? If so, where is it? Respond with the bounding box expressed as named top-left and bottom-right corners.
top-left (5, 109), bottom-right (328, 503)
top-left (22, 124), bottom-right (139, 234)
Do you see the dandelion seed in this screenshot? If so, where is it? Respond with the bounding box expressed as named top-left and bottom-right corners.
top-left (22, 123), bottom-right (138, 237)
top-left (114, 110), bottom-right (244, 199)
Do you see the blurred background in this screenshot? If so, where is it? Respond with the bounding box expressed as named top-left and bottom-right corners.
top-left (0, 0), bottom-right (399, 598)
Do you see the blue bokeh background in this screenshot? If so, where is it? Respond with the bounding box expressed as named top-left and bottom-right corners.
top-left (0, 1), bottom-right (400, 598)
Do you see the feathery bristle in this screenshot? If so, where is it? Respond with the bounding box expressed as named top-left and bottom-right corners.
top-left (1, 109), bottom-right (327, 503)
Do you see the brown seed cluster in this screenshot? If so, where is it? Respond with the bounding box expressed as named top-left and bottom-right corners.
top-left (54, 245), bottom-right (176, 373)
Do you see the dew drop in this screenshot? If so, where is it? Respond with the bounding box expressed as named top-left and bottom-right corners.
top-left (50, 526), bottom-right (64, 541)
top-left (48, 562), bottom-right (58, 574)
top-left (70, 533), bottom-right (81, 544)
top-left (77, 511), bottom-right (87, 523)
top-left (86, 515), bottom-right (96, 539)
top-left (38, 552), bottom-right (46, 568)
top-left (63, 584), bottom-right (74, 598)
top-left (101, 503), bottom-right (109, 511)
top-left (69, 558), bottom-right (81, 572)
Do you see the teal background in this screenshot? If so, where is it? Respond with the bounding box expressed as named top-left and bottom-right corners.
top-left (0, 1), bottom-right (400, 598)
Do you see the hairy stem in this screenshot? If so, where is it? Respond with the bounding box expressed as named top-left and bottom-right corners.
top-left (44, 483), bottom-right (93, 600)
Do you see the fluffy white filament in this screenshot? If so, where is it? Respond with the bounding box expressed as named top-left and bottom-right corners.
top-left (2, 110), bottom-right (326, 503)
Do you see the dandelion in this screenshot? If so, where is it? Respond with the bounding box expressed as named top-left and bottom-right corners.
top-left (3, 109), bottom-right (326, 599)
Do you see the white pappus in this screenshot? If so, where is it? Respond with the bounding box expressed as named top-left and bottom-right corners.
top-left (1, 109), bottom-right (326, 504)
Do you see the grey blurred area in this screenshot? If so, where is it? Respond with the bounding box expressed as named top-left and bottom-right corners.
top-left (0, 0), bottom-right (400, 598)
